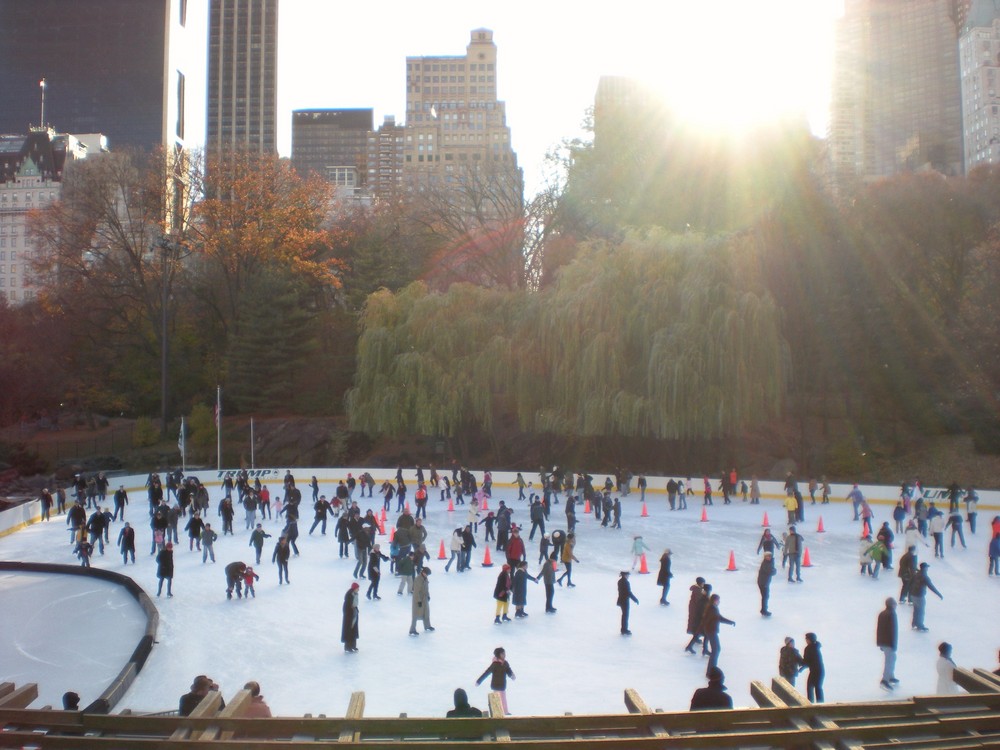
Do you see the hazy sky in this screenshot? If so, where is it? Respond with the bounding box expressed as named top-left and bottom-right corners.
top-left (276, 1), bottom-right (844, 195)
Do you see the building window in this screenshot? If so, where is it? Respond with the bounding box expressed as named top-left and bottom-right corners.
top-left (176, 71), bottom-right (186, 139)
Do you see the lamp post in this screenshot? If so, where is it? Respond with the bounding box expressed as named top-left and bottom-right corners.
top-left (157, 235), bottom-right (182, 438)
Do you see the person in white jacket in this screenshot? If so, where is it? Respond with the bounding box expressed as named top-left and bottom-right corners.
top-left (936, 642), bottom-right (958, 694)
top-left (445, 528), bottom-right (463, 572)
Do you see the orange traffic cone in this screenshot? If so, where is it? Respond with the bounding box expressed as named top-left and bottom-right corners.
top-left (447, 497), bottom-right (454, 512)
top-left (584, 499), bottom-right (591, 514)
top-left (404, 502), bottom-right (410, 514)
top-left (389, 526), bottom-right (395, 542)
top-left (701, 507), bottom-right (709, 522)
top-left (762, 512), bottom-right (770, 527)
top-left (726, 550), bottom-right (737, 571)
top-left (377, 517), bottom-right (386, 535)
top-left (481, 496), bottom-right (489, 511)
top-left (641, 502), bottom-right (649, 518)
top-left (482, 546), bottom-right (494, 567)
top-left (862, 520), bottom-right (871, 538)
top-left (380, 507), bottom-right (386, 522)
top-left (802, 547), bottom-right (813, 567)
top-left (817, 516), bottom-right (825, 533)
top-left (638, 553), bottom-right (650, 574)
top-left (438, 540), bottom-right (447, 559)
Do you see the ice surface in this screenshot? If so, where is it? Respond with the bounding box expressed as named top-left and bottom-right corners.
top-left (1, 484), bottom-right (998, 717)
top-left (0, 572), bottom-right (147, 707)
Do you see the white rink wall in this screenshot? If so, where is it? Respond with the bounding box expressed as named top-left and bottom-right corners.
top-left (108, 468), bottom-right (1000, 509)
top-left (4, 467), bottom-right (997, 536)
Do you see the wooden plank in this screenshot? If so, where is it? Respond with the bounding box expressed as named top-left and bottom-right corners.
top-left (972, 669), bottom-right (1000, 690)
top-left (195, 689), bottom-right (252, 741)
top-left (0, 683), bottom-right (14, 700)
top-left (770, 677), bottom-right (810, 707)
top-left (622, 689), bottom-right (667, 737)
top-left (337, 691), bottom-right (365, 743)
top-left (952, 668), bottom-right (1000, 695)
top-left (168, 691), bottom-right (222, 741)
top-left (487, 694), bottom-right (510, 742)
top-left (750, 680), bottom-right (784, 708)
top-left (0, 683), bottom-right (38, 709)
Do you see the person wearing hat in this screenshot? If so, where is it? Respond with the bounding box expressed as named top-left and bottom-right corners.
top-left (758, 551), bottom-right (776, 617)
top-left (179, 675), bottom-right (220, 716)
top-left (493, 564), bottom-right (513, 624)
top-left (156, 542), bottom-right (174, 597)
top-left (657, 549), bottom-right (673, 605)
top-left (409, 567), bottom-right (435, 635)
top-left (446, 687), bottom-right (482, 717)
top-left (910, 562), bottom-right (943, 631)
top-left (342, 582), bottom-right (360, 652)
top-left (689, 667), bottom-right (732, 711)
top-left (617, 571), bottom-right (639, 635)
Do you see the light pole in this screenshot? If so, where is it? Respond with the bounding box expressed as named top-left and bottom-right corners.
top-left (157, 236), bottom-right (182, 438)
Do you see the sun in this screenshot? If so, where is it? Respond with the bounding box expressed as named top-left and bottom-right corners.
top-left (622, 1), bottom-right (842, 135)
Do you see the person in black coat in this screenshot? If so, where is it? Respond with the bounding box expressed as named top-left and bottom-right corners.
top-left (690, 667), bottom-right (733, 711)
top-left (272, 536), bottom-right (291, 585)
top-left (117, 522), bottom-right (136, 564)
top-left (342, 583), bottom-right (360, 652)
top-left (225, 561), bottom-right (248, 599)
top-left (156, 542), bottom-right (174, 597)
top-left (685, 578), bottom-right (708, 652)
top-left (877, 597), bottom-right (899, 690)
top-left (617, 571), bottom-right (639, 635)
top-left (656, 549), bottom-right (673, 605)
top-left (802, 632), bottom-right (825, 703)
top-left (366, 544), bottom-right (389, 600)
top-left (757, 552), bottom-right (776, 616)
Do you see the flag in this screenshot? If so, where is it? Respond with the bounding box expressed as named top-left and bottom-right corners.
top-left (178, 417), bottom-right (186, 456)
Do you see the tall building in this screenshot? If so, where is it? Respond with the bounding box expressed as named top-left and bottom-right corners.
top-left (829, 0), bottom-right (964, 191)
top-left (207, 0), bottom-right (278, 154)
top-left (959, 1), bottom-right (1000, 170)
top-left (0, 128), bottom-right (97, 303)
top-left (291, 109), bottom-right (373, 193)
top-left (403, 28), bottom-right (519, 188)
top-left (0, 0), bottom-right (207, 153)
top-left (366, 115), bottom-right (405, 202)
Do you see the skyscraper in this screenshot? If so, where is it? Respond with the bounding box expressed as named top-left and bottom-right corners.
top-left (207, 0), bottom-right (278, 154)
top-left (403, 28), bottom-right (519, 188)
top-left (0, 0), bottom-right (206, 152)
top-left (959, 0), bottom-right (1000, 171)
top-left (829, 0), bottom-right (964, 191)
top-left (291, 109), bottom-right (373, 192)
top-left (366, 115), bottom-right (405, 203)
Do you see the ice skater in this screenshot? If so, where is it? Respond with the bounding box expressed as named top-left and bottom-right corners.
top-left (476, 647), bottom-right (515, 715)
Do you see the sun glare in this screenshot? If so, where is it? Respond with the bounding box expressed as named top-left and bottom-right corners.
top-left (626, 1), bottom-right (840, 135)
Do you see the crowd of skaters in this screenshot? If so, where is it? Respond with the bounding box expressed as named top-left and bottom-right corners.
top-left (32, 462), bottom-right (1000, 713)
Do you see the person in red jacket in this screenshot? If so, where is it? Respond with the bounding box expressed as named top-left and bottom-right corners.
top-left (504, 526), bottom-right (526, 567)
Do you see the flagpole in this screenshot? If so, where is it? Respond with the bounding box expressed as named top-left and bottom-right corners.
top-left (216, 385), bottom-right (222, 472)
top-left (250, 417), bottom-right (255, 470)
top-left (178, 417), bottom-right (186, 473)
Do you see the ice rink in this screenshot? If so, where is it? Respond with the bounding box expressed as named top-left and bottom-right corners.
top-left (1, 479), bottom-right (997, 717)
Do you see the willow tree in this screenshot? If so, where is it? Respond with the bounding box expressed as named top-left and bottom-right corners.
top-left (348, 230), bottom-right (786, 454)
top-left (515, 229), bottom-right (786, 441)
top-left (346, 281), bottom-right (518, 457)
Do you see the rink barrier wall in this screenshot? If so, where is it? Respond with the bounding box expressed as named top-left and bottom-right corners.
top-left (0, 499), bottom-right (40, 539)
top-left (1, 469), bottom-right (996, 541)
top-left (0, 562), bottom-right (158, 713)
top-left (109, 469), bottom-right (1000, 511)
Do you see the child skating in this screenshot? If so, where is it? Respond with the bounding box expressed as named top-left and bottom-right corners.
top-left (476, 646), bottom-right (515, 715)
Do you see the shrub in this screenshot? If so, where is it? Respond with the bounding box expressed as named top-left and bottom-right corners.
top-left (132, 417), bottom-right (159, 448)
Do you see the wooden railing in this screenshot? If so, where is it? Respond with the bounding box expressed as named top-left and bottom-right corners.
top-left (2, 668), bottom-right (1000, 749)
